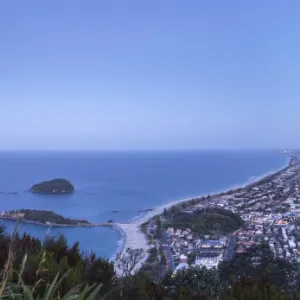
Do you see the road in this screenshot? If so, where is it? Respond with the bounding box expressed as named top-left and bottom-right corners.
top-left (224, 235), bottom-right (236, 261)
top-left (161, 231), bottom-right (175, 271)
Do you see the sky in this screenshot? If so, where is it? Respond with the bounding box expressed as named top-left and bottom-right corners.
top-left (1, 1), bottom-right (300, 150)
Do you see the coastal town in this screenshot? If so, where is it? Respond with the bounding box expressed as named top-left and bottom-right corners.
top-left (154, 153), bottom-right (300, 274)
top-left (2, 153), bottom-right (300, 278)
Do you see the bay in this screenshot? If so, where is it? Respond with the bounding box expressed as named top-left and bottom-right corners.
top-left (0, 150), bottom-right (288, 259)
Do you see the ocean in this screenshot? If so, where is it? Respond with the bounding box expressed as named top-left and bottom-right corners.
top-left (0, 150), bottom-right (288, 259)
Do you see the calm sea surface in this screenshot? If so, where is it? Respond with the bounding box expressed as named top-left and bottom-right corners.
top-left (0, 151), bottom-right (288, 259)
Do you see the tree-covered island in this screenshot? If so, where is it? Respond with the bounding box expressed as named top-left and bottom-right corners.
top-left (0, 209), bottom-right (90, 226)
top-left (30, 178), bottom-right (75, 194)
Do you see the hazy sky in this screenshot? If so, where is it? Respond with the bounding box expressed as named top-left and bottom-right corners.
top-left (1, 1), bottom-right (300, 150)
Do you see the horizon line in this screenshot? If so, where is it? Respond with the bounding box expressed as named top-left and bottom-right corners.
top-left (0, 148), bottom-right (292, 152)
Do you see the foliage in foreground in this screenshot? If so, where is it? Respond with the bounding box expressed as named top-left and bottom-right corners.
top-left (0, 223), bottom-right (115, 298)
top-left (1, 223), bottom-right (300, 299)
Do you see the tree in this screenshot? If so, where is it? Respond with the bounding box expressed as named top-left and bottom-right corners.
top-left (116, 248), bottom-right (145, 276)
top-left (181, 202), bottom-right (187, 209)
top-left (156, 216), bottom-right (161, 228)
top-left (162, 266), bottom-right (219, 299)
top-left (171, 205), bottom-right (176, 214)
top-left (163, 208), bottom-right (168, 218)
top-left (115, 272), bottom-right (168, 300)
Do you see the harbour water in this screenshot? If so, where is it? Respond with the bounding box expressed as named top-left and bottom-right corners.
top-left (0, 150), bottom-right (288, 259)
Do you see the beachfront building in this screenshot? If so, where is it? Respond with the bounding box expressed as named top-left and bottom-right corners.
top-left (194, 252), bottom-right (223, 269)
top-left (199, 239), bottom-right (224, 248)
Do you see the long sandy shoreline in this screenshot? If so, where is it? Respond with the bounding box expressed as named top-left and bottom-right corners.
top-left (113, 155), bottom-right (291, 275)
top-left (0, 155), bottom-right (291, 276)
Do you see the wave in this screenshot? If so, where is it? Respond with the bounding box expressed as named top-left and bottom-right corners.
top-left (109, 225), bottom-right (127, 262)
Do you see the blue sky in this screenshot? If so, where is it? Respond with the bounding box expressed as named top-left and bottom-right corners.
top-left (1, 1), bottom-right (300, 150)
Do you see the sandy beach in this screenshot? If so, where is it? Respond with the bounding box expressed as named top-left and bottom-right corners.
top-left (113, 156), bottom-right (291, 275)
top-left (113, 223), bottom-right (150, 276)
top-left (113, 195), bottom-right (223, 275)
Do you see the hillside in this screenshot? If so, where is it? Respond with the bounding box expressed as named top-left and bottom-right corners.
top-left (2, 209), bottom-right (90, 225)
top-left (165, 208), bottom-right (244, 235)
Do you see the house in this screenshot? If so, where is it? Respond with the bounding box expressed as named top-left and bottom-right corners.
top-left (186, 234), bottom-right (193, 241)
top-left (289, 240), bottom-right (296, 249)
top-left (188, 243), bottom-right (194, 250)
top-left (173, 254), bottom-right (189, 275)
top-left (236, 246), bottom-right (245, 253)
top-left (167, 227), bottom-right (174, 234)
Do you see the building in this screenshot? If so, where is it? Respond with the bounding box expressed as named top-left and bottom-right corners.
top-left (173, 254), bottom-right (188, 275)
top-left (194, 252), bottom-right (223, 269)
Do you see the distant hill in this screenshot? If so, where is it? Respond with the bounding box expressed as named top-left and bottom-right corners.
top-left (165, 208), bottom-right (244, 235)
top-left (30, 178), bottom-right (74, 194)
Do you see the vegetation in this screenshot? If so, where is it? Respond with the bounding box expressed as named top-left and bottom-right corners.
top-left (30, 179), bottom-right (74, 194)
top-left (3, 209), bottom-right (90, 225)
top-left (140, 222), bottom-right (149, 235)
top-left (0, 222), bottom-right (115, 298)
top-left (1, 221), bottom-right (300, 299)
top-left (164, 208), bottom-right (244, 235)
top-left (115, 248), bottom-right (145, 276)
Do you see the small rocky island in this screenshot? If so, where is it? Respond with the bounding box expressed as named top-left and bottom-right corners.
top-left (0, 209), bottom-right (90, 226)
top-left (30, 178), bottom-right (75, 194)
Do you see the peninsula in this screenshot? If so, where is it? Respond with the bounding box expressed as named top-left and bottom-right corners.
top-left (30, 178), bottom-right (74, 194)
top-left (0, 209), bottom-right (90, 226)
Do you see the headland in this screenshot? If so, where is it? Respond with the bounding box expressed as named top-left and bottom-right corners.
top-left (0, 209), bottom-right (90, 227)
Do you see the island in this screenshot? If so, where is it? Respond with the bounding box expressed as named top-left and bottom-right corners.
top-left (30, 179), bottom-right (75, 194)
top-left (0, 209), bottom-right (91, 226)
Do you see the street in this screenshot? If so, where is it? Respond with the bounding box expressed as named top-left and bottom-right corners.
top-left (161, 231), bottom-right (175, 271)
top-left (224, 235), bottom-right (236, 261)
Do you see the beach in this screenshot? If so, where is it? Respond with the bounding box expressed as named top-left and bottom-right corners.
top-left (112, 198), bottom-right (201, 275)
top-left (113, 155), bottom-right (291, 275)
top-left (113, 223), bottom-right (150, 276)
top-left (2, 156), bottom-right (290, 276)
top-left (0, 151), bottom-right (289, 266)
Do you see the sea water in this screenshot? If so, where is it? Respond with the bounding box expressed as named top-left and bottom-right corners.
top-left (0, 150), bottom-right (288, 259)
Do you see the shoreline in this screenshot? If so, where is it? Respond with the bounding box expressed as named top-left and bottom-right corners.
top-left (112, 154), bottom-right (292, 275)
top-left (130, 155), bottom-right (291, 226)
top-left (0, 154), bottom-right (291, 276)
top-left (129, 155), bottom-right (291, 226)
top-left (113, 223), bottom-right (150, 276)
